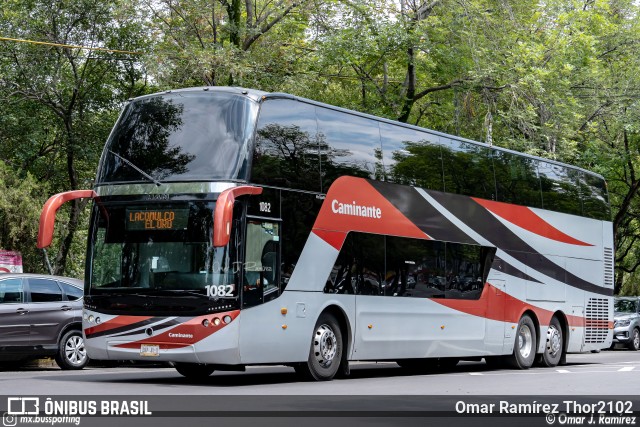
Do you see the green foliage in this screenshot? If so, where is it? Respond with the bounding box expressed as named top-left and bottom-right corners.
top-left (0, 161), bottom-right (49, 273)
top-left (0, 0), bottom-right (151, 275)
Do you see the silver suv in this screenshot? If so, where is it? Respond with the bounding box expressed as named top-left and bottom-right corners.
top-left (0, 273), bottom-right (88, 369)
top-left (613, 296), bottom-right (640, 351)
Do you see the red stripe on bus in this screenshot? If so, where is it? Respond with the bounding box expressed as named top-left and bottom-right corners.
top-left (312, 230), bottom-right (347, 251)
top-left (113, 310), bottom-right (240, 349)
top-left (84, 316), bottom-right (154, 336)
top-left (432, 284), bottom-right (587, 327)
top-left (472, 198), bottom-right (593, 247)
top-left (313, 177), bottom-right (430, 247)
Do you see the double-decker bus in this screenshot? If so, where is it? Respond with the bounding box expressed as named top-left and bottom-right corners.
top-left (38, 87), bottom-right (613, 380)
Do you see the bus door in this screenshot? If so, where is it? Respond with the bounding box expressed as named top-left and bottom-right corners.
top-left (242, 188), bottom-right (282, 307)
top-left (242, 217), bottom-right (281, 307)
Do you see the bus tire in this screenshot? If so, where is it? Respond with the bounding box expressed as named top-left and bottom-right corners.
top-left (296, 313), bottom-right (342, 381)
top-left (507, 314), bottom-right (537, 369)
top-left (539, 317), bottom-right (563, 367)
top-left (629, 328), bottom-right (640, 351)
top-left (174, 363), bottom-right (215, 379)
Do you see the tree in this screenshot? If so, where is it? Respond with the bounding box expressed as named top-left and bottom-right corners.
top-left (144, 0), bottom-right (314, 88)
top-left (0, 161), bottom-right (49, 272)
top-left (0, 0), bottom-right (149, 275)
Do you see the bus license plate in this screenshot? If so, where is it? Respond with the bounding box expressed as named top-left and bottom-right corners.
top-left (140, 344), bottom-right (159, 357)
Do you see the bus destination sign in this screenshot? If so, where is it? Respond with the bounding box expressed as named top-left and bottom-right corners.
top-left (126, 208), bottom-right (189, 231)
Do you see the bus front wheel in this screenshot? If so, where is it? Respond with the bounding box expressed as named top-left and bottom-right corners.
top-left (174, 363), bottom-right (215, 379)
top-left (295, 313), bottom-right (343, 381)
top-left (507, 314), bottom-right (537, 369)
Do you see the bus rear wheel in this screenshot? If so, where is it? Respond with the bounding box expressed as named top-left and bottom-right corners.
top-left (539, 317), bottom-right (563, 367)
top-left (295, 313), bottom-right (343, 381)
top-left (174, 363), bottom-right (215, 379)
top-left (507, 314), bottom-right (537, 369)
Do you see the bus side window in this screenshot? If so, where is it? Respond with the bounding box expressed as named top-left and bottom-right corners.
top-left (334, 232), bottom-right (494, 300)
top-left (579, 172), bottom-right (610, 220)
top-left (493, 151), bottom-right (542, 208)
top-left (316, 107), bottom-right (382, 192)
top-left (442, 139), bottom-right (496, 200)
top-left (380, 122), bottom-right (444, 191)
top-left (253, 99), bottom-right (321, 192)
top-left (538, 161), bottom-right (582, 215)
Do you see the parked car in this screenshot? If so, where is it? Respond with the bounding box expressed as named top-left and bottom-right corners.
top-left (0, 273), bottom-right (87, 369)
top-left (612, 296), bottom-right (640, 351)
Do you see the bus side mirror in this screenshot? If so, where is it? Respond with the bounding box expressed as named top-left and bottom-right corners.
top-left (213, 186), bottom-right (263, 247)
top-left (38, 190), bottom-right (97, 249)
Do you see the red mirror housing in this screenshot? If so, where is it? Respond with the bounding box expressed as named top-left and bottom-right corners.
top-left (37, 190), bottom-right (97, 249)
top-left (213, 186), bottom-right (263, 247)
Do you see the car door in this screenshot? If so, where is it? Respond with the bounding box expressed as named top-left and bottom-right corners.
top-left (58, 280), bottom-right (84, 321)
top-left (25, 277), bottom-right (70, 348)
top-left (0, 277), bottom-right (30, 350)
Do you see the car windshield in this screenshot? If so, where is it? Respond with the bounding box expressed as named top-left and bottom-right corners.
top-left (614, 299), bottom-right (638, 314)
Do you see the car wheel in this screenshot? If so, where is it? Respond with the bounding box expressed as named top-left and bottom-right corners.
top-left (628, 328), bottom-right (640, 351)
top-left (55, 330), bottom-right (88, 370)
top-left (174, 363), bottom-right (215, 379)
top-left (294, 313), bottom-right (342, 381)
top-left (507, 314), bottom-right (537, 369)
top-left (539, 317), bottom-right (563, 367)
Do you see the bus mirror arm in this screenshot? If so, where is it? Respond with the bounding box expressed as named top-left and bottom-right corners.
top-left (37, 190), bottom-right (97, 249)
top-left (213, 186), bottom-right (263, 247)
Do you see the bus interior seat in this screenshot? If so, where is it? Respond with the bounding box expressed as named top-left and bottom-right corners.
top-left (261, 251), bottom-right (276, 284)
top-left (261, 240), bottom-right (278, 285)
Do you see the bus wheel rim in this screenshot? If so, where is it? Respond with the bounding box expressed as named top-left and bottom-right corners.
top-left (546, 325), bottom-right (561, 357)
top-left (313, 324), bottom-right (337, 368)
top-left (518, 324), bottom-right (533, 359)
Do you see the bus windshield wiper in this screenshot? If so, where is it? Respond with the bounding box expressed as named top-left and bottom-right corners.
top-left (107, 149), bottom-right (162, 186)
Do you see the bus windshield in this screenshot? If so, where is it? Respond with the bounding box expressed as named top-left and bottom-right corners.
top-left (96, 91), bottom-right (257, 184)
top-left (88, 201), bottom-right (238, 298)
